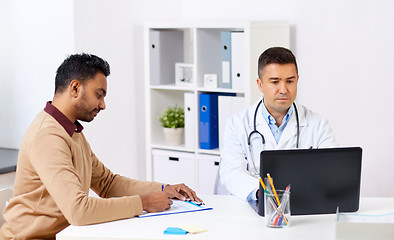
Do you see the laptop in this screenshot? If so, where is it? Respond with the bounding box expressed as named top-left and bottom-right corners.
top-left (248, 147), bottom-right (362, 216)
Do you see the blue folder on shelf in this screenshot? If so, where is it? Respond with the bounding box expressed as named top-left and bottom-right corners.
top-left (199, 93), bottom-right (219, 149)
top-left (199, 93), bottom-right (236, 150)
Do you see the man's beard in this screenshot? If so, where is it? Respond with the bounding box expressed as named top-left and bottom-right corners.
top-left (75, 94), bottom-right (100, 122)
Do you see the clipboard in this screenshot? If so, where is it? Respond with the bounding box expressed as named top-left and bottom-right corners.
top-left (138, 200), bottom-right (213, 218)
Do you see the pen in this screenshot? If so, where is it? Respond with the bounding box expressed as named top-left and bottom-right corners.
top-left (277, 214), bottom-right (284, 226)
top-left (186, 200), bottom-right (203, 207)
top-left (267, 173), bottom-right (289, 226)
top-left (277, 185), bottom-right (291, 208)
top-left (285, 184), bottom-right (291, 195)
top-left (259, 179), bottom-right (280, 226)
top-left (260, 177), bottom-right (277, 212)
top-left (259, 177), bottom-right (272, 195)
top-left (259, 177), bottom-right (266, 190)
top-left (266, 173), bottom-right (280, 205)
top-left (273, 185), bottom-right (291, 226)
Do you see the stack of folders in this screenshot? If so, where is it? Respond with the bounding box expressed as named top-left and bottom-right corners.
top-left (149, 30), bottom-right (183, 86)
top-left (220, 31), bottom-right (245, 91)
top-left (199, 93), bottom-right (241, 150)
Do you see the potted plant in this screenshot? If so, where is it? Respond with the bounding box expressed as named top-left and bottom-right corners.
top-left (159, 105), bottom-right (185, 145)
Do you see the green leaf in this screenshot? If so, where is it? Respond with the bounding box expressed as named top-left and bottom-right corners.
top-left (158, 104), bottom-right (185, 128)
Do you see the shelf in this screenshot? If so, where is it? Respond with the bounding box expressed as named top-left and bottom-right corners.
top-left (151, 144), bottom-right (195, 153)
top-left (145, 21), bottom-right (250, 30)
top-left (197, 148), bottom-right (220, 156)
top-left (196, 87), bottom-right (245, 95)
top-left (150, 85), bottom-right (245, 95)
top-left (150, 84), bottom-right (194, 91)
top-left (151, 144), bottom-right (220, 156)
top-left (145, 21), bottom-right (290, 189)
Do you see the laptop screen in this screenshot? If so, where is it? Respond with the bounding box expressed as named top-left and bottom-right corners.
top-left (258, 147), bottom-right (362, 215)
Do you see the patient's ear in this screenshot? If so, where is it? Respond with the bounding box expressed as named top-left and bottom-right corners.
top-left (69, 80), bottom-right (81, 98)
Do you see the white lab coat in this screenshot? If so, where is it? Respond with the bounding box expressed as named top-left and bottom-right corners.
top-left (219, 100), bottom-right (337, 200)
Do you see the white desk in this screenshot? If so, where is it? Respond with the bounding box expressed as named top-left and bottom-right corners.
top-left (57, 195), bottom-right (394, 240)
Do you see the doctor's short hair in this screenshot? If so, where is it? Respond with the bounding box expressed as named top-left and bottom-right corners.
top-left (55, 53), bottom-right (111, 93)
top-left (258, 47), bottom-right (298, 79)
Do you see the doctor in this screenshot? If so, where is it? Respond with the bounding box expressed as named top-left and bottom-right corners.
top-left (219, 47), bottom-right (337, 200)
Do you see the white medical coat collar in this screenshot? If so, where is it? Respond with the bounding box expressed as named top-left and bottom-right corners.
top-left (248, 99), bottom-right (307, 148)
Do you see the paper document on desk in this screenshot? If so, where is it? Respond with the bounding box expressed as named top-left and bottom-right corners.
top-left (336, 210), bottom-right (394, 239)
top-left (338, 212), bottom-right (394, 223)
top-left (138, 200), bottom-right (212, 218)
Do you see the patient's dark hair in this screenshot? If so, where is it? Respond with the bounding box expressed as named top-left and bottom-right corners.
top-left (258, 47), bottom-right (298, 78)
top-left (55, 53), bottom-right (110, 93)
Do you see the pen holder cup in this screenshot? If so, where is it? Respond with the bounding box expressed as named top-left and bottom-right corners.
top-left (264, 190), bottom-right (291, 228)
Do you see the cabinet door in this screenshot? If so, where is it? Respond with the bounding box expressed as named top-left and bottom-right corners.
top-left (152, 150), bottom-right (196, 190)
top-left (197, 154), bottom-right (220, 194)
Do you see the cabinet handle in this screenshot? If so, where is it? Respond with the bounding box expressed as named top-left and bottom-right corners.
top-left (169, 157), bottom-right (179, 161)
top-left (214, 161), bottom-right (220, 166)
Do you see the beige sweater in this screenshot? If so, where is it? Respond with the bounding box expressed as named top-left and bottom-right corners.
top-left (0, 110), bottom-right (162, 239)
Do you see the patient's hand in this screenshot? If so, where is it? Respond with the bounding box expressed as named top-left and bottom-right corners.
top-left (140, 191), bottom-right (172, 212)
top-left (163, 183), bottom-right (203, 203)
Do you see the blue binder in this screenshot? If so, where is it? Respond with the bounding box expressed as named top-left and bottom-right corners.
top-left (199, 93), bottom-right (219, 149)
top-left (199, 93), bottom-right (236, 149)
top-left (220, 31), bottom-right (232, 89)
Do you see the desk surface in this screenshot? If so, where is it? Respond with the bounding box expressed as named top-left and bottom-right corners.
top-left (57, 195), bottom-right (394, 240)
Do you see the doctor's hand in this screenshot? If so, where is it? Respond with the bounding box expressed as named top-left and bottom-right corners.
top-left (140, 191), bottom-right (172, 213)
top-left (163, 183), bottom-right (203, 203)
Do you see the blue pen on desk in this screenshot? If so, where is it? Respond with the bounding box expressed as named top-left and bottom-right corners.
top-left (185, 200), bottom-right (202, 207)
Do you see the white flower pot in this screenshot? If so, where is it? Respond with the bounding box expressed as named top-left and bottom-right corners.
top-left (163, 128), bottom-right (184, 145)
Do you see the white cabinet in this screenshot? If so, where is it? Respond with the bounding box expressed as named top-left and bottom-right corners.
top-left (144, 21), bottom-right (290, 193)
top-left (152, 149), bottom-right (196, 190)
top-left (197, 154), bottom-right (220, 195)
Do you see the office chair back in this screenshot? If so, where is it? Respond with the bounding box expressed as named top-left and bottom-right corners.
top-left (0, 188), bottom-right (13, 226)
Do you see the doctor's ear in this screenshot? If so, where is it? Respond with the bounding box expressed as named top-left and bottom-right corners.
top-left (256, 78), bottom-right (264, 92)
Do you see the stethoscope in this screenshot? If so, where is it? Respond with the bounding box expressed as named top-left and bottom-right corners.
top-left (247, 99), bottom-right (300, 176)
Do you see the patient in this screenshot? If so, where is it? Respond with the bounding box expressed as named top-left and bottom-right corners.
top-left (0, 53), bottom-right (201, 239)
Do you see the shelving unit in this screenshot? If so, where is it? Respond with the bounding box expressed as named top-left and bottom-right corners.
top-left (144, 21), bottom-right (290, 194)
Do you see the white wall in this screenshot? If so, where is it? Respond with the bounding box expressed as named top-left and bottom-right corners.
top-left (2, 0), bottom-right (394, 197)
top-left (182, 0), bottom-right (394, 197)
top-left (0, 0), bottom-right (74, 190)
top-left (0, 0), bottom-right (74, 148)
top-left (73, 0), bottom-right (183, 178)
